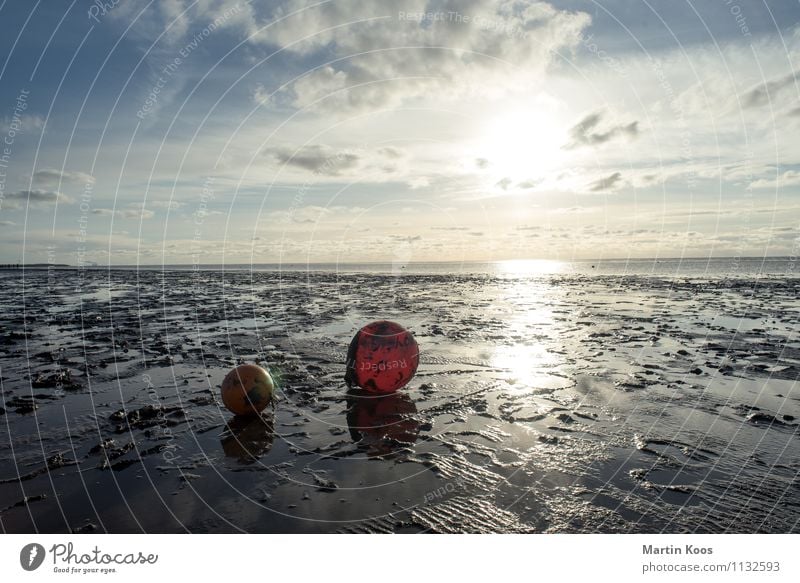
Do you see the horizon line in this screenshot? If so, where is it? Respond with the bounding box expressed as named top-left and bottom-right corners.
top-left (3, 255), bottom-right (797, 268)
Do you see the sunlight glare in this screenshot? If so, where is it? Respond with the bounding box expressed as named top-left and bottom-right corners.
top-left (476, 109), bottom-right (567, 185)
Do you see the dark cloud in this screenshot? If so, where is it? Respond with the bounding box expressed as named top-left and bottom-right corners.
top-left (265, 145), bottom-right (361, 176)
top-left (744, 70), bottom-right (798, 108)
top-left (92, 207), bottom-right (155, 219)
top-left (495, 177), bottom-right (512, 190)
top-left (517, 178), bottom-right (541, 189)
top-left (565, 111), bottom-right (639, 149)
top-left (588, 172), bottom-right (623, 192)
top-left (391, 235), bottom-right (421, 243)
top-left (265, 144), bottom-right (404, 176)
top-left (554, 206), bottom-right (588, 213)
top-left (377, 147), bottom-right (403, 159)
top-left (3, 189), bottom-right (73, 208)
top-left (475, 158), bottom-right (489, 169)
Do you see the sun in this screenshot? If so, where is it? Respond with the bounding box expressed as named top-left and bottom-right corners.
top-left (473, 108), bottom-right (568, 188)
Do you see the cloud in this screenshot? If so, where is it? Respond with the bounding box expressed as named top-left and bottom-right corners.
top-left (743, 70), bottom-right (799, 108)
top-left (390, 235), bottom-right (421, 243)
top-left (431, 226), bottom-right (469, 231)
top-left (588, 171), bottom-right (623, 192)
top-left (252, 83), bottom-right (271, 105)
top-left (32, 168), bottom-right (94, 187)
top-left (108, 0), bottom-right (245, 46)
top-left (495, 177), bottom-right (513, 190)
top-left (566, 111), bottom-right (639, 149)
top-left (192, 209), bottom-right (222, 220)
top-left (269, 204), bottom-right (359, 226)
top-left (263, 144), bottom-right (406, 177)
top-left (127, 208), bottom-right (155, 219)
top-left (407, 176), bottom-right (430, 189)
top-left (92, 208), bottom-right (156, 219)
top-left (264, 144), bottom-right (361, 175)
top-left (517, 178), bottom-right (542, 189)
top-left (148, 200), bottom-right (183, 210)
top-left (251, 0), bottom-right (591, 112)
top-left (551, 206), bottom-right (592, 214)
top-left (0, 114), bottom-right (44, 133)
top-left (749, 170), bottom-right (800, 189)
top-left (378, 147), bottom-right (403, 159)
top-left (475, 158), bottom-right (490, 169)
top-left (0, 220), bottom-right (15, 226)
top-left (2, 190), bottom-right (73, 209)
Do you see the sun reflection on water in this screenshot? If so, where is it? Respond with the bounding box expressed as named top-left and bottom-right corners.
top-left (495, 259), bottom-right (566, 276)
top-left (489, 274), bottom-right (566, 392)
top-left (492, 344), bottom-right (561, 390)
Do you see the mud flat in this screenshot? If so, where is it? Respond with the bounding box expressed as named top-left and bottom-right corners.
top-left (0, 268), bottom-right (798, 533)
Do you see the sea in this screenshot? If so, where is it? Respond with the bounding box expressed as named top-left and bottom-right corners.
top-left (60, 256), bottom-right (800, 277)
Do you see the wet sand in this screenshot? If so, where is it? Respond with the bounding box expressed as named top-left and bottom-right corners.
top-left (1, 268), bottom-right (798, 533)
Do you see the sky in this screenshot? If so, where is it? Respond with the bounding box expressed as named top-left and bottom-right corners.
top-left (0, 0), bottom-right (798, 265)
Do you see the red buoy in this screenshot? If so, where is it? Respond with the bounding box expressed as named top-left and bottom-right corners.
top-left (345, 320), bottom-right (419, 393)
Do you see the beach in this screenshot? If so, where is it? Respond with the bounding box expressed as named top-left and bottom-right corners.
top-left (1, 261), bottom-right (798, 533)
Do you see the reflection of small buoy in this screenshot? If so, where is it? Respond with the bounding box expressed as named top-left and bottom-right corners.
top-left (221, 411), bottom-right (274, 464)
top-left (221, 364), bottom-right (274, 416)
top-left (345, 321), bottom-right (419, 394)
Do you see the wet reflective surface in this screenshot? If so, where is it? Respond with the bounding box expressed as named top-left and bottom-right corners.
top-left (0, 268), bottom-right (798, 533)
top-left (221, 412), bottom-right (275, 465)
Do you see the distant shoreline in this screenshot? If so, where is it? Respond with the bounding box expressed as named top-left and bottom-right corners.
top-left (1, 256), bottom-right (796, 270)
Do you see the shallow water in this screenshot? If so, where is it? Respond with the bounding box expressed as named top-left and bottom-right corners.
top-left (0, 268), bottom-right (798, 533)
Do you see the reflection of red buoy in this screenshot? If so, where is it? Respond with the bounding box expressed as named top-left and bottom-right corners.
top-left (346, 390), bottom-right (419, 457)
top-left (345, 320), bottom-right (419, 394)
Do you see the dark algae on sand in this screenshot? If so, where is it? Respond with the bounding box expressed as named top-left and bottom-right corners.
top-left (0, 268), bottom-right (798, 533)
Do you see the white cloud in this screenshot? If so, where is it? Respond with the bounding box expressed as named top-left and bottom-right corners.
top-left (0, 114), bottom-right (44, 133)
top-left (32, 168), bottom-right (95, 187)
top-left (125, 208), bottom-right (155, 219)
top-left (749, 170), bottom-right (800, 189)
top-left (247, 1), bottom-right (591, 112)
top-left (148, 200), bottom-right (184, 210)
